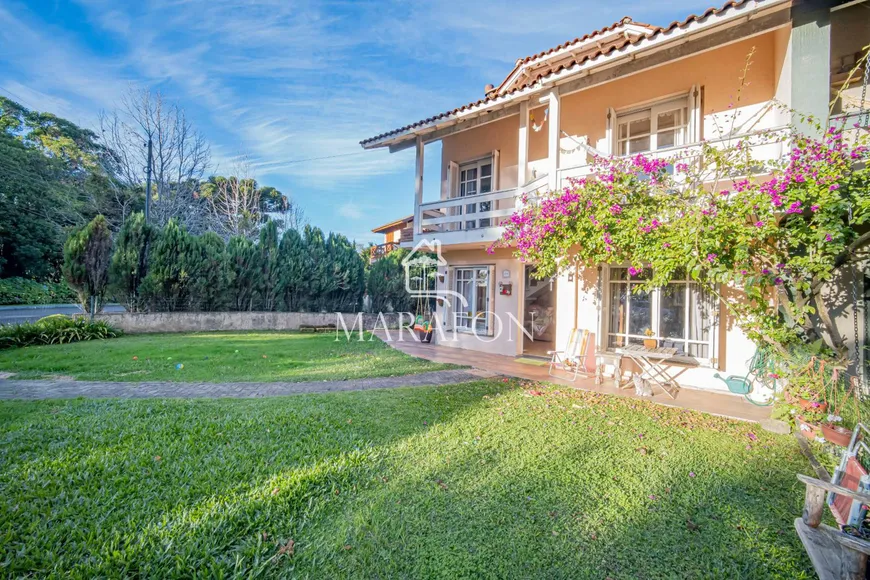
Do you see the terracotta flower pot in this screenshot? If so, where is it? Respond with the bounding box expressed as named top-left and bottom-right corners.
top-left (797, 397), bottom-right (828, 413)
top-left (796, 415), bottom-right (822, 440)
top-left (643, 338), bottom-right (658, 349)
top-left (821, 423), bottom-right (853, 447)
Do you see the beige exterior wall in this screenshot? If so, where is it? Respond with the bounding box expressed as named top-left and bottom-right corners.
top-left (439, 32), bottom-right (785, 196)
top-left (559, 33), bottom-right (780, 149)
top-left (432, 247), bottom-right (524, 357)
top-left (426, 28), bottom-right (824, 393)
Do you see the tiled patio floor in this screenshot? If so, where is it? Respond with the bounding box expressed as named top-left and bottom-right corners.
top-left (378, 332), bottom-right (773, 423)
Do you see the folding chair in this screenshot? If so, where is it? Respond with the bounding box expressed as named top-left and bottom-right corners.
top-left (548, 328), bottom-right (592, 381)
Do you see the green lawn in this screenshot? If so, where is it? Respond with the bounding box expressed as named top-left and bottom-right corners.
top-left (0, 380), bottom-right (814, 578)
top-left (0, 332), bottom-right (455, 382)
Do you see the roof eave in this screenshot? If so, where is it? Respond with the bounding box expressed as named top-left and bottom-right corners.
top-left (359, 0), bottom-right (791, 151)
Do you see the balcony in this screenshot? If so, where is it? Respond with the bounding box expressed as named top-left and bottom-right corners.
top-left (369, 242), bottom-right (400, 263)
top-left (556, 125), bottom-right (790, 185)
top-left (415, 176), bottom-right (549, 246)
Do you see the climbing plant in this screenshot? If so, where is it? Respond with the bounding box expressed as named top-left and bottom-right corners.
top-left (492, 118), bottom-right (870, 365)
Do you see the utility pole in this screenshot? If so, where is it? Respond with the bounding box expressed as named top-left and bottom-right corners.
top-left (144, 136), bottom-right (153, 222)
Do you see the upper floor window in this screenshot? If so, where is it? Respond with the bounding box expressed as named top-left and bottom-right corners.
top-left (616, 97), bottom-right (689, 155)
top-left (459, 157), bottom-right (493, 229)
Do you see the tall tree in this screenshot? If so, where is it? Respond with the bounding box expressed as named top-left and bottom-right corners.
top-left (100, 88), bottom-right (210, 232)
top-left (141, 219), bottom-right (194, 311)
top-left (257, 220), bottom-right (280, 310)
top-left (0, 97), bottom-right (120, 278)
top-left (226, 235), bottom-right (258, 311)
top-left (107, 212), bottom-right (152, 312)
top-left (188, 232), bottom-right (228, 311)
top-left (276, 228), bottom-right (309, 311)
top-left (302, 225), bottom-right (329, 311)
top-left (62, 215), bottom-right (113, 312)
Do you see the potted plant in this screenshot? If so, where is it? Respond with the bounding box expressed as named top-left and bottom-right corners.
top-left (795, 406), bottom-right (827, 441)
top-left (642, 328), bottom-right (657, 349)
top-left (783, 356), bottom-right (829, 413)
top-left (821, 376), bottom-right (860, 447)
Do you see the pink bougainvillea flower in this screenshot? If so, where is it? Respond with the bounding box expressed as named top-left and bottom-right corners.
top-left (755, 221), bottom-right (764, 228)
top-left (706, 253), bottom-right (717, 263)
top-left (825, 234), bottom-right (833, 242)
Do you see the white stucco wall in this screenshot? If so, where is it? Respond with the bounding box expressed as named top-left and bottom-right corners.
top-left (433, 247), bottom-right (524, 357)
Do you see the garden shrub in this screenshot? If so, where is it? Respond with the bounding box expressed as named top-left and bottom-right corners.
top-left (187, 232), bottom-right (228, 312)
top-left (107, 212), bottom-right (152, 312)
top-left (62, 215), bottom-right (113, 313)
top-left (366, 249), bottom-right (414, 313)
top-left (0, 278), bottom-right (77, 305)
top-left (0, 316), bottom-right (121, 349)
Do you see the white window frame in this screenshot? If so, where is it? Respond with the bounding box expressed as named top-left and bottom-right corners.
top-left (603, 266), bottom-right (717, 365)
top-left (452, 265), bottom-right (494, 335)
top-left (614, 96), bottom-right (690, 156)
top-left (458, 156), bottom-right (494, 229)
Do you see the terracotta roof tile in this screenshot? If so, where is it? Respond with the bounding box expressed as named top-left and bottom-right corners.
top-left (361, 0), bottom-right (765, 146)
top-left (514, 16), bottom-right (656, 68)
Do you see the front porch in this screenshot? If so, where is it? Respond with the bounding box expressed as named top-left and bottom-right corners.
top-left (378, 331), bottom-right (775, 424)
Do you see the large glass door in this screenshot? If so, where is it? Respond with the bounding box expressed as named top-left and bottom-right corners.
top-left (523, 265), bottom-right (556, 357)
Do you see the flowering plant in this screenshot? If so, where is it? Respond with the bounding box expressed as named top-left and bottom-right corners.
top-left (492, 115), bottom-right (869, 367)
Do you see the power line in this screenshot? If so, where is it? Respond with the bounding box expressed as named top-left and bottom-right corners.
top-left (0, 85), bottom-right (37, 111)
top-left (254, 150), bottom-right (368, 167)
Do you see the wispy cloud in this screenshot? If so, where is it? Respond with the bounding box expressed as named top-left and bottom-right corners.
top-left (0, 0), bottom-right (709, 237)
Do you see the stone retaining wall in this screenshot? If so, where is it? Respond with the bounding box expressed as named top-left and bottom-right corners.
top-left (93, 311), bottom-right (403, 333)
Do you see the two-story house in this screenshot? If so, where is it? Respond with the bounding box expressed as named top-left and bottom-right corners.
top-left (369, 215), bottom-right (414, 263)
top-left (361, 0), bottom-right (869, 393)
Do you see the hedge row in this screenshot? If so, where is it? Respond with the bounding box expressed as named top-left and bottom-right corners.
top-left (0, 278), bottom-right (77, 305)
top-left (105, 214), bottom-right (365, 313)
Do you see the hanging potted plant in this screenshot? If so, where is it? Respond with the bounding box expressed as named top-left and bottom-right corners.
top-left (642, 328), bottom-right (657, 349)
top-left (784, 356), bottom-right (829, 413)
top-left (795, 406), bottom-right (826, 441)
top-left (821, 375), bottom-right (860, 447)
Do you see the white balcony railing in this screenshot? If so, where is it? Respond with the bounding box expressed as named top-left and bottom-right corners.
top-left (416, 175), bottom-right (549, 243)
top-left (415, 126), bottom-right (794, 245)
top-left (556, 125), bottom-right (791, 187)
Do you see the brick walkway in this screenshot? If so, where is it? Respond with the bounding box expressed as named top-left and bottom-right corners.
top-left (0, 369), bottom-right (488, 400)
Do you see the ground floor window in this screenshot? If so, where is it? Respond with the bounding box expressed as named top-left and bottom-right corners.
top-left (453, 266), bottom-right (492, 334)
top-left (607, 267), bottom-right (715, 359)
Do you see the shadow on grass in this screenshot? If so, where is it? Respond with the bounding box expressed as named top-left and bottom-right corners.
top-left (0, 381), bottom-right (510, 576)
top-left (0, 382), bottom-right (814, 578)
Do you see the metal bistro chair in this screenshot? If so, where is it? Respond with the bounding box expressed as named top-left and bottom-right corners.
top-left (548, 328), bottom-right (592, 381)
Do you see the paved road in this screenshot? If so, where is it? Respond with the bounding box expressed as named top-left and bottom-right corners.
top-left (0, 304), bottom-right (125, 325)
top-left (0, 369), bottom-right (491, 400)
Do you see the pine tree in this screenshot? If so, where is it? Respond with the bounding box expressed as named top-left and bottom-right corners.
top-left (257, 220), bottom-right (280, 311)
top-left (366, 248), bottom-right (413, 313)
top-left (140, 219), bottom-right (193, 311)
top-left (107, 212), bottom-right (152, 312)
top-left (226, 235), bottom-right (258, 311)
top-left (302, 225), bottom-right (329, 311)
top-left (188, 231), bottom-right (228, 311)
top-left (276, 228), bottom-right (309, 311)
top-left (62, 215), bottom-right (113, 312)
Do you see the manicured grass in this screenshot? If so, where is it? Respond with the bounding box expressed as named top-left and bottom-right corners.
top-left (0, 331), bottom-right (455, 382)
top-left (0, 380), bottom-right (813, 578)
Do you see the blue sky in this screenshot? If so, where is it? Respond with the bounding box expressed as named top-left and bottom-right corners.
top-left (0, 0), bottom-right (707, 243)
